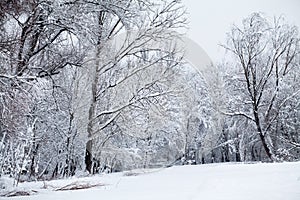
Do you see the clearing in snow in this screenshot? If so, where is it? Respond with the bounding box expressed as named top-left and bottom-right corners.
top-left (1, 162), bottom-right (300, 200)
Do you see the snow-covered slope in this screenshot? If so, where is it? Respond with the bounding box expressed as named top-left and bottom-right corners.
top-left (2, 162), bottom-right (300, 200)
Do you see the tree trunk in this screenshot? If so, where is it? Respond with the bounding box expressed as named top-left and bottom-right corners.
top-left (85, 73), bottom-right (98, 173)
top-left (85, 140), bottom-right (93, 173)
top-left (253, 110), bottom-right (274, 161)
top-left (85, 41), bottom-right (101, 173)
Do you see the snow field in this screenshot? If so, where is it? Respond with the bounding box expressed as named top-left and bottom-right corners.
top-left (2, 162), bottom-right (300, 200)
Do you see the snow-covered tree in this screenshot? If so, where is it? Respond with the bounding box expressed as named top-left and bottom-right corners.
top-left (221, 13), bottom-right (300, 161)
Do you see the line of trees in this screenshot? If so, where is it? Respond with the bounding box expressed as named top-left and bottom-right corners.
top-left (0, 0), bottom-right (190, 183)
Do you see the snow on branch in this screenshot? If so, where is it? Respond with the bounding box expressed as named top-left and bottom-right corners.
top-left (220, 110), bottom-right (255, 122)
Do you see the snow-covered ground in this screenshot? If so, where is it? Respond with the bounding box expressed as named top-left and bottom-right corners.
top-left (1, 162), bottom-right (300, 200)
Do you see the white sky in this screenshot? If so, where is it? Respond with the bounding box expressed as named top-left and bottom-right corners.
top-left (182, 0), bottom-right (300, 63)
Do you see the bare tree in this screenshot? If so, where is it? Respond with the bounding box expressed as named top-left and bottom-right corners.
top-left (54, 0), bottom-right (187, 173)
top-left (222, 13), bottom-right (300, 161)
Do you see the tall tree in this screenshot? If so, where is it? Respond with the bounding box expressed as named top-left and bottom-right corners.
top-left (70, 0), bottom-right (186, 173)
top-left (222, 13), bottom-right (300, 161)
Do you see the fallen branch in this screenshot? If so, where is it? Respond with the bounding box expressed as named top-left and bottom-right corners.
top-left (1, 190), bottom-right (37, 197)
top-left (55, 181), bottom-right (106, 191)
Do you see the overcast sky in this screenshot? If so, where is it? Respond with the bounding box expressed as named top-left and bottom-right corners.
top-left (182, 0), bottom-right (300, 63)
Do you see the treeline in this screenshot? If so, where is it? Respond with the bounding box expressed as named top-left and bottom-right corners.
top-left (0, 0), bottom-right (299, 185)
